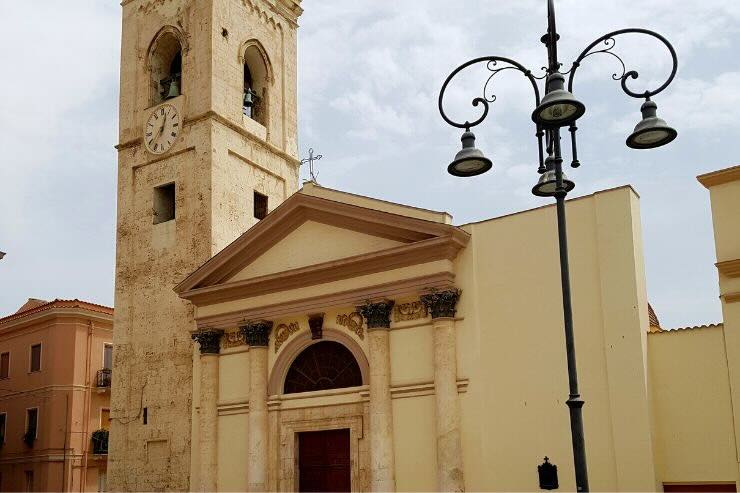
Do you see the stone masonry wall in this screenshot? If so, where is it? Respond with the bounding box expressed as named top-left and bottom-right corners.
top-left (110, 0), bottom-right (301, 490)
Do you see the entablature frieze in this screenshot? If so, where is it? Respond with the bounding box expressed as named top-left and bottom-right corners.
top-left (193, 272), bottom-right (456, 331)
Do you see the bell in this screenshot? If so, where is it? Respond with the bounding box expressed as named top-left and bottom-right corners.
top-left (165, 77), bottom-right (180, 100)
top-left (532, 72), bottom-right (585, 128)
top-left (447, 130), bottom-right (493, 177)
top-left (532, 158), bottom-right (575, 197)
top-left (626, 99), bottom-right (677, 149)
top-left (243, 88), bottom-right (256, 108)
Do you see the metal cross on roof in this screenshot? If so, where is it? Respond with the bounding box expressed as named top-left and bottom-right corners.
top-left (300, 148), bottom-right (323, 183)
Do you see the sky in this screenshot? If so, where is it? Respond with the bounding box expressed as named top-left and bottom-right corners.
top-left (0, 0), bottom-right (738, 328)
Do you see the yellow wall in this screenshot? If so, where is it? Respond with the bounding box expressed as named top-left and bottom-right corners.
top-left (197, 185), bottom-right (671, 491)
top-left (454, 186), bottom-right (656, 491)
top-left (701, 167), bottom-right (740, 488)
top-left (189, 178), bottom-right (740, 491)
top-left (648, 326), bottom-right (736, 483)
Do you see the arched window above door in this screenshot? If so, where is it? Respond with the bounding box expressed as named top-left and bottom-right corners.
top-left (283, 341), bottom-right (363, 394)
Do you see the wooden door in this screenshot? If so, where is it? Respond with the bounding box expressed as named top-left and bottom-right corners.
top-left (298, 429), bottom-right (351, 492)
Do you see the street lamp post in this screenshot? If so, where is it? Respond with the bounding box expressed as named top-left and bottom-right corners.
top-left (438, 1), bottom-right (678, 491)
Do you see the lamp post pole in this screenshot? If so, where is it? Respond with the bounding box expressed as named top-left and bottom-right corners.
top-left (438, 1), bottom-right (678, 490)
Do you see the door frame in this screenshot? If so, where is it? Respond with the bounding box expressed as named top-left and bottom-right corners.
top-left (280, 415), bottom-right (362, 492)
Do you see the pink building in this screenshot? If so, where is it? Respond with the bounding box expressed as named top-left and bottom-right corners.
top-left (0, 299), bottom-right (113, 492)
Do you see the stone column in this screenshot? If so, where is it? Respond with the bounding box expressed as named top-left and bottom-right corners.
top-left (359, 300), bottom-right (396, 492)
top-left (421, 289), bottom-right (465, 492)
top-left (191, 329), bottom-right (224, 493)
top-left (240, 320), bottom-right (273, 493)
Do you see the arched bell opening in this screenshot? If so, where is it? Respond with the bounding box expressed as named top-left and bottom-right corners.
top-left (241, 40), bottom-right (272, 125)
top-left (149, 27), bottom-right (184, 105)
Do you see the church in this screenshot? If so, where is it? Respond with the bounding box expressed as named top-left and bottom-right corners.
top-left (108, 0), bottom-right (740, 491)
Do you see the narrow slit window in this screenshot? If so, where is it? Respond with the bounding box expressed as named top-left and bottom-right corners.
top-left (0, 352), bottom-right (9, 379)
top-left (30, 344), bottom-right (41, 372)
top-left (153, 183), bottom-right (176, 224)
top-left (0, 413), bottom-right (6, 443)
top-left (103, 344), bottom-right (113, 370)
top-left (26, 408), bottom-right (38, 438)
top-left (254, 191), bottom-right (268, 220)
top-left (143, 407), bottom-right (148, 425)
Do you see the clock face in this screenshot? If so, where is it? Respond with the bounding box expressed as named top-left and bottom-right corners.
top-left (145, 104), bottom-right (180, 154)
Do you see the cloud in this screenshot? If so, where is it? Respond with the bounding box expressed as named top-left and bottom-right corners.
top-left (0, 0), bottom-right (732, 329)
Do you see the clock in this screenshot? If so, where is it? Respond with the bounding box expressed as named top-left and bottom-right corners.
top-left (145, 104), bottom-right (180, 154)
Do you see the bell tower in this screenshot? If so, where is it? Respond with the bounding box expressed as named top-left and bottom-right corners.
top-left (109, 0), bottom-right (302, 490)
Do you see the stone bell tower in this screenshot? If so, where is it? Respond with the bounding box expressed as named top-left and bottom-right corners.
top-left (109, 0), bottom-right (302, 490)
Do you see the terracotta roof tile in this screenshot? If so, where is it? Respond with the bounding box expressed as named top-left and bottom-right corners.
top-left (0, 299), bottom-right (113, 325)
top-left (648, 303), bottom-right (660, 329)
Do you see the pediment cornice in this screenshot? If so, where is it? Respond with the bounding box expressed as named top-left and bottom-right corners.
top-left (174, 193), bottom-right (469, 306)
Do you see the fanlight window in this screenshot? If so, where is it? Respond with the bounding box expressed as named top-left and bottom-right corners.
top-left (150, 30), bottom-right (183, 105)
top-left (283, 341), bottom-right (363, 394)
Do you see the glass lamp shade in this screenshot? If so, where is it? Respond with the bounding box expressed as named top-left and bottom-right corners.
top-left (626, 100), bottom-right (677, 149)
top-left (532, 73), bottom-right (585, 128)
top-left (532, 168), bottom-right (575, 197)
top-left (448, 130), bottom-right (493, 177)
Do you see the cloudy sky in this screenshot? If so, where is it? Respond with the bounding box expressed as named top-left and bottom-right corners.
top-left (0, 0), bottom-right (737, 328)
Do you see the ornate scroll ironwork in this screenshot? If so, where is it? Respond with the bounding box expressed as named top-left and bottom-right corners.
top-left (567, 28), bottom-right (678, 100)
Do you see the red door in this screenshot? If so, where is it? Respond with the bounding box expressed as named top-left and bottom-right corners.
top-left (298, 429), bottom-right (351, 492)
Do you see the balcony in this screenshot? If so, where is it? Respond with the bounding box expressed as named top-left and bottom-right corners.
top-left (91, 429), bottom-right (108, 455)
top-left (96, 369), bottom-right (111, 388)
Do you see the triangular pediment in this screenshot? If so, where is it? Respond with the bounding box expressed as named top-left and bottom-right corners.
top-left (229, 221), bottom-right (406, 282)
top-left (174, 192), bottom-right (469, 305)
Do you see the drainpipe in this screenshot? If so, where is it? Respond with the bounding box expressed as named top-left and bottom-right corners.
top-left (79, 320), bottom-right (94, 492)
top-left (62, 392), bottom-right (68, 491)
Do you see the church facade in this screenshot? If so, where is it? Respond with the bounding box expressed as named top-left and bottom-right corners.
top-left (109, 0), bottom-right (740, 491)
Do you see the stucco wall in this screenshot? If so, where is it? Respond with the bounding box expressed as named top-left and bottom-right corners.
top-left (453, 186), bottom-right (656, 491)
top-left (701, 167), bottom-right (740, 488)
top-left (648, 326), bottom-right (736, 483)
top-left (188, 185), bottom-right (672, 491)
top-left (0, 308), bottom-right (111, 492)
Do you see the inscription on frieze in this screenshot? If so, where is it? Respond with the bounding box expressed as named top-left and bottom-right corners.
top-left (393, 300), bottom-right (428, 322)
top-left (336, 312), bottom-right (364, 340)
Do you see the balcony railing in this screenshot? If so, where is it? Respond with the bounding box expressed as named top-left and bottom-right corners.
top-left (96, 369), bottom-right (111, 388)
top-left (91, 429), bottom-right (108, 455)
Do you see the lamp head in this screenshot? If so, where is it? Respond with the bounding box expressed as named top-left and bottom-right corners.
top-left (447, 130), bottom-right (493, 177)
top-left (532, 157), bottom-right (575, 197)
top-left (626, 99), bottom-right (677, 149)
top-left (532, 73), bottom-right (585, 128)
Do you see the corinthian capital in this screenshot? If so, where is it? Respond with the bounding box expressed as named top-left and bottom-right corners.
top-left (420, 289), bottom-right (462, 319)
top-left (357, 299), bottom-right (395, 330)
top-left (239, 320), bottom-right (273, 347)
top-left (191, 329), bottom-right (224, 355)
